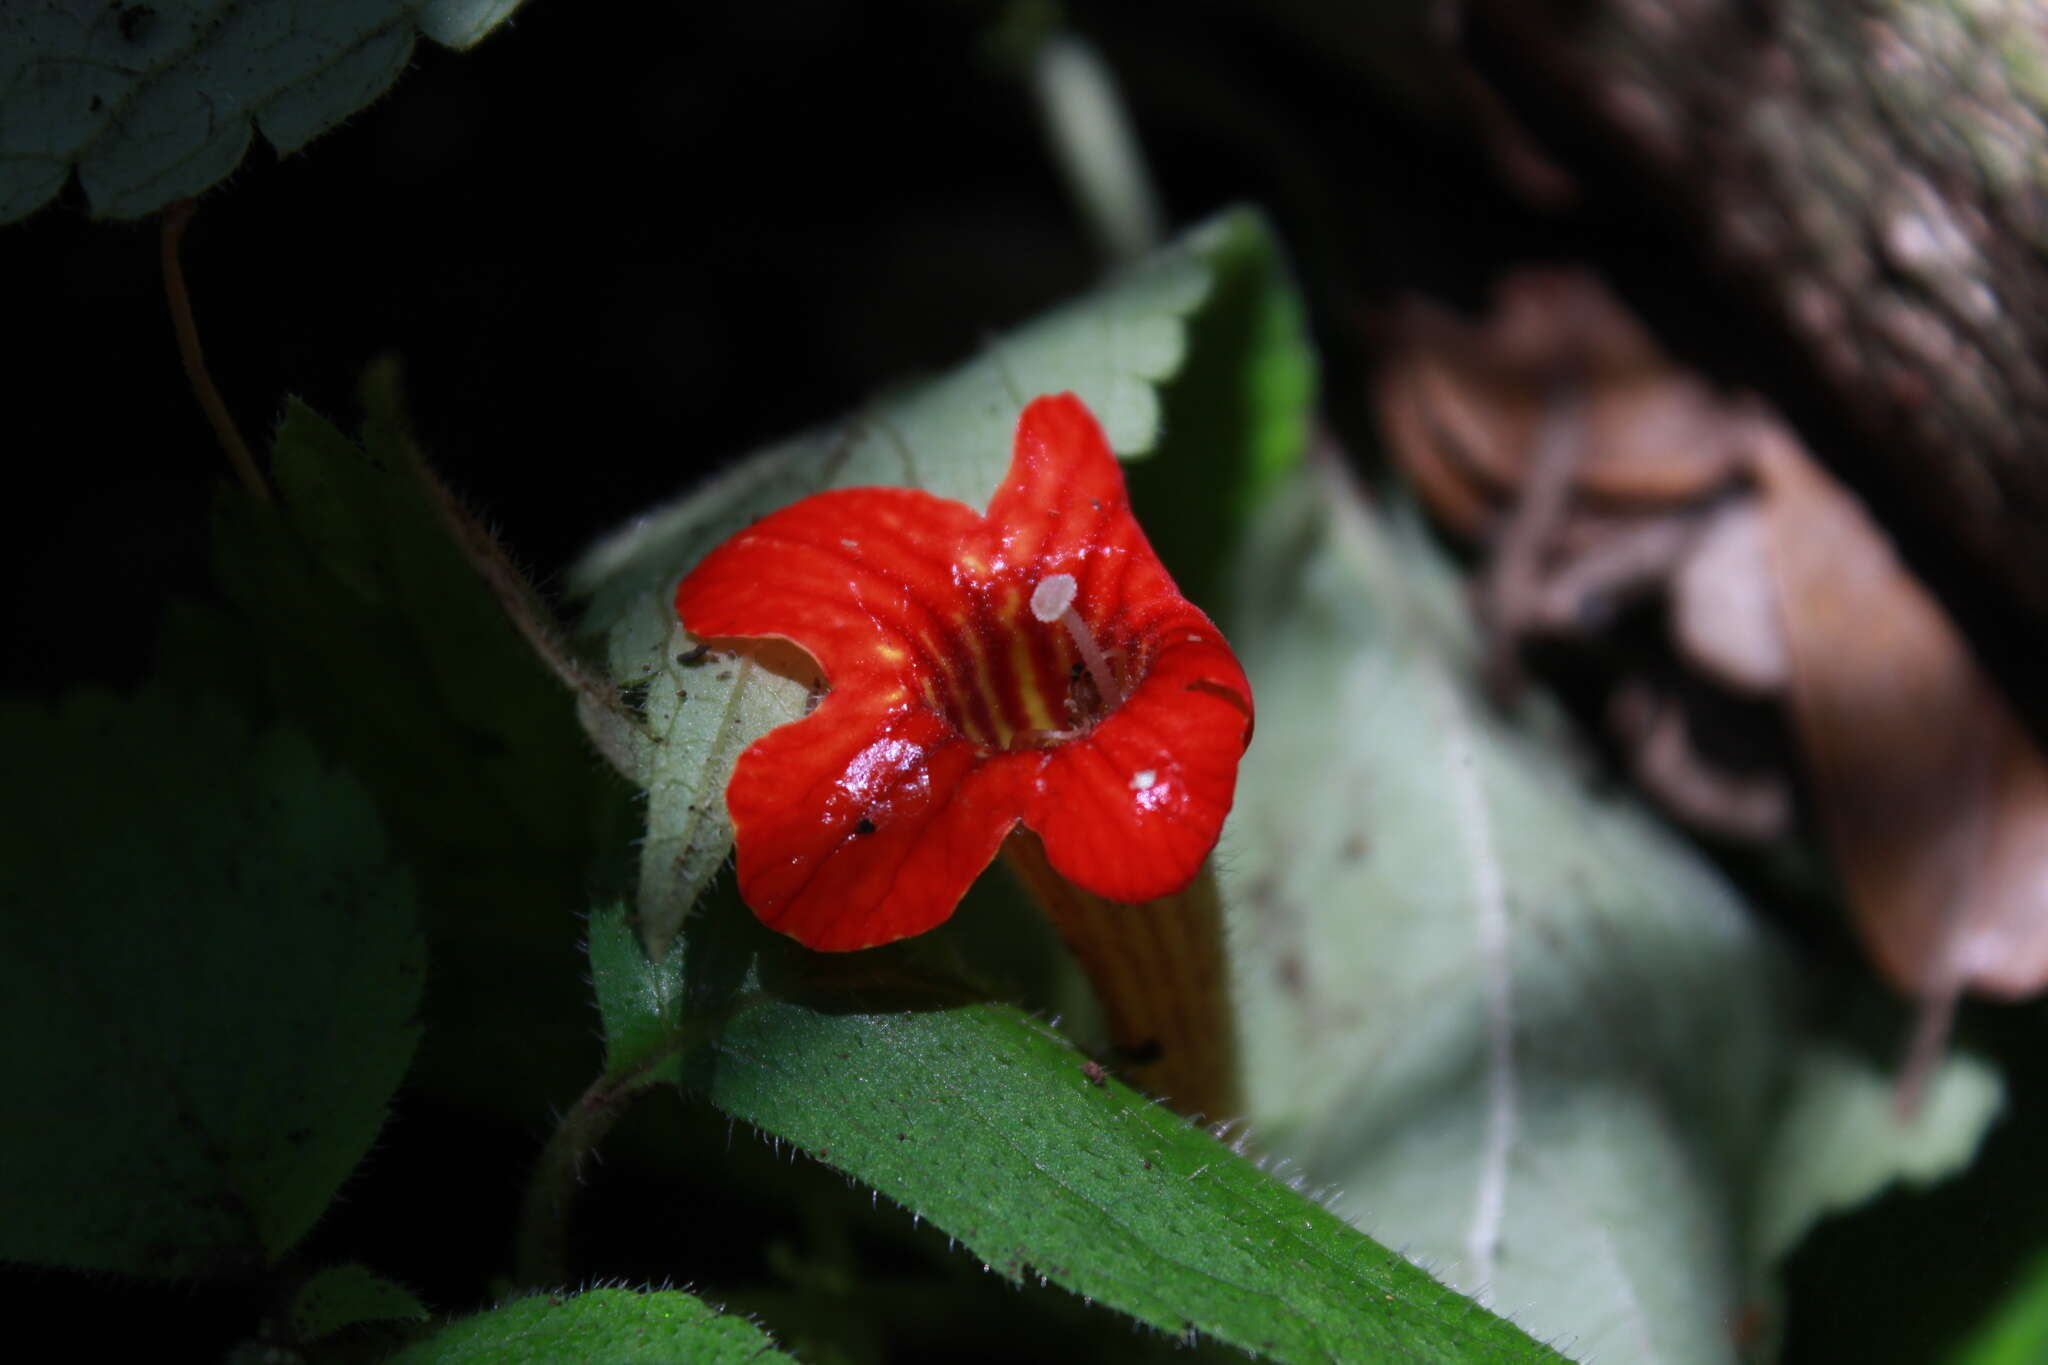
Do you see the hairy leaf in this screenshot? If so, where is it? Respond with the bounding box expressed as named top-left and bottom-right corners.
top-left (0, 0), bottom-right (526, 222)
top-left (385, 1287), bottom-right (794, 1364)
top-left (589, 898), bottom-right (689, 1087)
top-left (0, 690), bottom-right (422, 1276)
top-left (706, 996), bottom-right (1567, 1364)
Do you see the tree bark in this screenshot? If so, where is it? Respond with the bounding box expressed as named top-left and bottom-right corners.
top-left (1466, 0), bottom-right (2048, 664)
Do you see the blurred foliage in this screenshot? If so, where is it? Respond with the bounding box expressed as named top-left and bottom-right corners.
top-left (161, 395), bottom-right (637, 1124)
top-left (287, 1264), bottom-right (432, 1343)
top-left (0, 1), bottom-right (527, 222)
top-left (0, 690), bottom-right (421, 1277)
top-left (1944, 1251), bottom-right (2048, 1365)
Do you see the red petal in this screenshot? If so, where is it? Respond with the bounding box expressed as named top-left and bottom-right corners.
top-left (675, 485), bottom-right (984, 694)
top-left (987, 394), bottom-right (1183, 626)
top-left (1029, 624), bottom-right (1253, 901)
top-left (991, 395), bottom-right (1255, 897)
top-left (725, 695), bottom-right (1036, 951)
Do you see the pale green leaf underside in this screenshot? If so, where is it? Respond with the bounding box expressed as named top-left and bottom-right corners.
top-left (0, 690), bottom-right (422, 1276)
top-left (1751, 1043), bottom-right (2003, 1267)
top-left (1226, 473), bottom-right (1775, 1365)
top-left (599, 598), bottom-right (811, 960)
top-left (571, 211), bottom-right (1263, 958)
top-left (386, 1288), bottom-right (794, 1364)
top-left (0, 0), bottom-right (524, 222)
top-left (1220, 472), bottom-right (2002, 1364)
top-left (708, 997), bottom-right (1567, 1365)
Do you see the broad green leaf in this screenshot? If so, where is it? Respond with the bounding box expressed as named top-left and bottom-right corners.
top-left (160, 398), bottom-right (631, 1124)
top-left (592, 883), bottom-right (1551, 1359)
top-left (707, 995), bottom-right (1566, 1364)
top-left (287, 1263), bottom-right (431, 1341)
top-left (0, 1), bottom-right (526, 222)
top-left (386, 1287), bottom-right (795, 1365)
top-left (1224, 472), bottom-right (1782, 1363)
top-left (1751, 1042), bottom-right (2003, 1267)
top-left (1220, 470), bottom-right (2002, 1363)
top-left (1945, 1250), bottom-right (2048, 1365)
top-left (570, 208), bottom-right (1291, 958)
top-left (0, 690), bottom-right (422, 1276)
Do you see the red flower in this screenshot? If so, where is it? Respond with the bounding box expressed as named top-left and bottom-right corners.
top-left (674, 393), bottom-right (1255, 952)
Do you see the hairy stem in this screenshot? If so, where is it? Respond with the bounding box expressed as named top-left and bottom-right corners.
top-left (360, 359), bottom-right (628, 727)
top-left (161, 199), bottom-right (268, 502)
top-left (515, 987), bottom-right (767, 1286)
top-left (514, 1067), bottom-right (646, 1289)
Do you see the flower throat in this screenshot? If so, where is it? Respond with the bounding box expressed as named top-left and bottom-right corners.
top-left (925, 572), bottom-right (1126, 753)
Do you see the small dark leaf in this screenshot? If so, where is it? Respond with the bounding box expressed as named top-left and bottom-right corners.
top-left (286, 1263), bottom-right (430, 1342)
top-left (385, 1287), bottom-right (795, 1364)
top-left (0, 691), bottom-right (422, 1276)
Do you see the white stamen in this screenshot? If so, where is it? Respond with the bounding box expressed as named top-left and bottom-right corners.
top-left (1131, 769), bottom-right (1157, 791)
top-left (1032, 572), bottom-right (1124, 708)
top-left (1030, 573), bottom-right (1078, 622)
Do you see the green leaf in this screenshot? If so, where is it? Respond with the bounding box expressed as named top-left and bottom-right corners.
top-left (163, 398), bottom-right (632, 1124)
top-left (1222, 475), bottom-right (1791, 1363)
top-left (596, 599), bottom-right (813, 961)
top-left (569, 208), bottom-right (1292, 959)
top-left (1751, 1042), bottom-right (2003, 1267)
top-left (0, 1), bottom-right (527, 223)
top-left (589, 899), bottom-right (689, 1086)
top-left (1945, 1249), bottom-right (2048, 1365)
top-left (286, 1263), bottom-right (431, 1341)
top-left (0, 690), bottom-right (422, 1277)
top-left (1219, 471), bottom-right (2006, 1362)
top-left (1131, 204), bottom-right (1316, 609)
top-left (385, 1287), bottom-right (796, 1364)
top-left (707, 996), bottom-right (1567, 1364)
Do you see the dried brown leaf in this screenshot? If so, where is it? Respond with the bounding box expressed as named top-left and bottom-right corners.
top-left (1756, 425), bottom-right (2048, 1001)
top-left (1375, 271), bottom-right (1747, 535)
top-left (1380, 264), bottom-right (2048, 1020)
